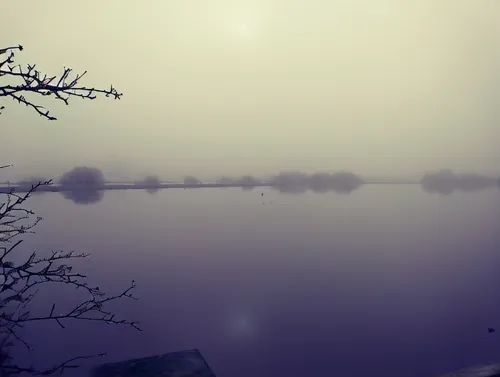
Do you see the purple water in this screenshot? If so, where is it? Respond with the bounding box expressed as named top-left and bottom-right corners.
top-left (9, 186), bottom-right (500, 377)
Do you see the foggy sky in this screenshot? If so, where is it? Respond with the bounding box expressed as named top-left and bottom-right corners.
top-left (1, 0), bottom-right (500, 181)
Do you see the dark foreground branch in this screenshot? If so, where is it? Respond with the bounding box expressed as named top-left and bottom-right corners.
top-left (0, 180), bottom-right (51, 243)
top-left (2, 352), bottom-right (107, 376)
top-left (1, 43), bottom-right (133, 375)
top-left (1, 176), bottom-right (140, 376)
top-left (0, 45), bottom-right (122, 120)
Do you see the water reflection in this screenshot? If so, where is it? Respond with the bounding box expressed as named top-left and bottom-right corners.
top-left (60, 189), bottom-right (105, 204)
top-left (421, 170), bottom-right (499, 195)
top-left (25, 180), bottom-right (499, 207)
top-left (273, 184), bottom-right (359, 194)
top-left (10, 174), bottom-right (498, 207)
top-left (270, 171), bottom-right (363, 194)
top-left (135, 176), bottom-right (161, 194)
top-left (273, 185), bottom-right (308, 195)
top-left (11, 187), bottom-right (500, 377)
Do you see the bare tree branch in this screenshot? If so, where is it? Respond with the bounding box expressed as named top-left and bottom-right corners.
top-left (1, 352), bottom-right (107, 376)
top-left (0, 45), bottom-right (122, 120)
top-left (0, 180), bottom-right (141, 376)
top-left (1, 45), bottom-right (137, 376)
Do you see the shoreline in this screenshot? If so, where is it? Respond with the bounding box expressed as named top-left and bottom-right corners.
top-left (0, 181), bottom-right (420, 194)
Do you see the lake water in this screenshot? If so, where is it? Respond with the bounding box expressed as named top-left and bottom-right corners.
top-left (9, 186), bottom-right (500, 377)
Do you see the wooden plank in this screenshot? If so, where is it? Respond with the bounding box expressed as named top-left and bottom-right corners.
top-left (91, 349), bottom-right (217, 377)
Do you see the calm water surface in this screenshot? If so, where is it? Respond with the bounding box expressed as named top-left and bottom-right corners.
top-left (12, 186), bottom-right (500, 377)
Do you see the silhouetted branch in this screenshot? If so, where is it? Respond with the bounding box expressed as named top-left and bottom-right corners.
top-left (1, 44), bottom-right (134, 376)
top-left (1, 352), bottom-right (107, 376)
top-left (0, 45), bottom-right (122, 120)
top-left (0, 180), bottom-right (50, 243)
top-left (0, 180), bottom-right (140, 375)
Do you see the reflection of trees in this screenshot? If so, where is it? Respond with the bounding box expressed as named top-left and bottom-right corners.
top-left (421, 170), bottom-right (458, 195)
top-left (271, 172), bottom-right (308, 187)
top-left (329, 172), bottom-right (362, 192)
top-left (61, 189), bottom-right (104, 204)
top-left (274, 185), bottom-right (308, 195)
top-left (270, 171), bottom-right (362, 194)
top-left (421, 184), bottom-right (454, 195)
top-left (135, 175), bottom-right (161, 194)
top-left (456, 174), bottom-right (496, 191)
top-left (271, 172), bottom-right (308, 194)
top-left (309, 173), bottom-right (334, 192)
top-left (421, 170), bottom-right (497, 195)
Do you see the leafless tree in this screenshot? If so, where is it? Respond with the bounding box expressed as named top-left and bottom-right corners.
top-left (1, 45), bottom-right (139, 376)
top-left (0, 45), bottom-right (122, 120)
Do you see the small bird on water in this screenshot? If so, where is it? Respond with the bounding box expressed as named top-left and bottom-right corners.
top-left (488, 328), bottom-right (495, 333)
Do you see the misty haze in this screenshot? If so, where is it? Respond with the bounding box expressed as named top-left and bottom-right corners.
top-left (2, 1), bottom-right (500, 377)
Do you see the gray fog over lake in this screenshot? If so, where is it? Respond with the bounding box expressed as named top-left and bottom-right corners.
top-left (12, 186), bottom-right (500, 377)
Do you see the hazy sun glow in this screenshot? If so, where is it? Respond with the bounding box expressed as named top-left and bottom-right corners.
top-left (227, 5), bottom-right (260, 40)
top-left (238, 22), bottom-right (253, 37)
